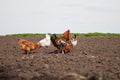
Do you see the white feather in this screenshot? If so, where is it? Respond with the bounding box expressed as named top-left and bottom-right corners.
top-left (37, 33), bottom-right (51, 47)
top-left (71, 38), bottom-right (77, 47)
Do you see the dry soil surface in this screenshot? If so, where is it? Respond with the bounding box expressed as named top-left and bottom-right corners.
top-left (0, 36), bottom-right (120, 80)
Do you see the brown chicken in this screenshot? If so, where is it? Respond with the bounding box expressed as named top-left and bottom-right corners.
top-left (64, 42), bottom-right (72, 53)
top-left (61, 29), bottom-right (70, 41)
top-left (51, 29), bottom-right (77, 54)
top-left (64, 34), bottom-right (77, 53)
top-left (18, 38), bottom-right (40, 54)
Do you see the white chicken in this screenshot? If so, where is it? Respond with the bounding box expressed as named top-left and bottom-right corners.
top-left (70, 34), bottom-right (77, 47)
top-left (37, 33), bottom-right (51, 47)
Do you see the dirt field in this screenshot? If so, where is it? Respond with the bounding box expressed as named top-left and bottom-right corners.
top-left (0, 36), bottom-right (120, 80)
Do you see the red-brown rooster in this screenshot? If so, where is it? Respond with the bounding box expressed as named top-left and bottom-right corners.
top-left (18, 38), bottom-right (40, 54)
top-left (51, 29), bottom-right (77, 54)
top-left (51, 34), bottom-right (66, 53)
top-left (50, 29), bottom-right (70, 54)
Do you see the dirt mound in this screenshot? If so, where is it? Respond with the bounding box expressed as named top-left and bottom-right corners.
top-left (0, 36), bottom-right (120, 80)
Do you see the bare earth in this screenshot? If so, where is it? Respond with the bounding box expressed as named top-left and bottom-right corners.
top-left (0, 36), bottom-right (120, 80)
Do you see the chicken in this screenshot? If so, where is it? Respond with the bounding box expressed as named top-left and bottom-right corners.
top-left (51, 28), bottom-right (77, 54)
top-left (64, 42), bottom-right (72, 53)
top-left (37, 33), bottom-right (51, 48)
top-left (51, 34), bottom-right (66, 53)
top-left (70, 34), bottom-right (77, 47)
top-left (51, 34), bottom-right (71, 53)
top-left (64, 34), bottom-right (77, 53)
top-left (18, 38), bottom-right (28, 46)
top-left (61, 29), bottom-right (70, 41)
top-left (18, 38), bottom-right (40, 54)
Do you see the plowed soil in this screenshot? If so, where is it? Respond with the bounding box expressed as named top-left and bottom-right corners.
top-left (0, 36), bottom-right (120, 80)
